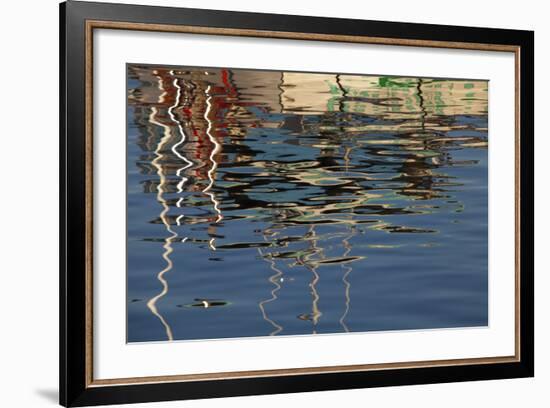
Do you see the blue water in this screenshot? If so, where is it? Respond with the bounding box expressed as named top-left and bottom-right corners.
top-left (126, 65), bottom-right (488, 342)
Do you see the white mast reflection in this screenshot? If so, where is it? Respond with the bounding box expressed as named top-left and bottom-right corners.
top-left (340, 146), bottom-right (355, 332)
top-left (339, 231), bottom-right (355, 332)
top-left (146, 106), bottom-right (176, 341)
top-left (202, 85), bottom-right (223, 250)
top-left (167, 72), bottom-right (194, 195)
top-left (257, 231), bottom-right (284, 335)
top-left (145, 70), bottom-right (194, 341)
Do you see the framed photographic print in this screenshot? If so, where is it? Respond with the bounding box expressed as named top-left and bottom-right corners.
top-left (59, 1), bottom-right (534, 406)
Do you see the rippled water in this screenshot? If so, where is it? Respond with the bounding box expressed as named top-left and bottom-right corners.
top-left (127, 65), bottom-right (488, 342)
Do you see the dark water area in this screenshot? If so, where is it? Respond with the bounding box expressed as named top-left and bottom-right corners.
top-left (126, 65), bottom-right (488, 342)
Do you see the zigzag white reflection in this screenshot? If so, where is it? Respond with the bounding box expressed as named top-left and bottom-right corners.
top-left (257, 232), bottom-right (284, 335)
top-left (203, 85), bottom-right (223, 227)
top-left (146, 72), bottom-right (198, 340)
top-left (339, 230), bottom-right (355, 332)
top-left (146, 106), bottom-right (176, 341)
top-left (340, 147), bottom-right (355, 332)
top-left (145, 75), bottom-right (223, 340)
top-left (167, 71), bottom-right (194, 195)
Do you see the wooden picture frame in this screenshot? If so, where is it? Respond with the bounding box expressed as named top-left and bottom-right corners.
top-left (60, 1), bottom-right (534, 406)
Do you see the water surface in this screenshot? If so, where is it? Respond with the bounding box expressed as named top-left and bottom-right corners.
top-left (127, 65), bottom-right (488, 342)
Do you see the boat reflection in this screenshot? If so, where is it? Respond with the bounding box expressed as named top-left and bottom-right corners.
top-left (127, 65), bottom-right (488, 342)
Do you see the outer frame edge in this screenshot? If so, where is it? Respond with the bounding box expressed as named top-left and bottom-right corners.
top-left (59, 1), bottom-right (68, 406)
top-left (61, 1), bottom-right (534, 406)
top-left (518, 30), bottom-right (535, 379)
top-left (63, 0), bottom-right (89, 406)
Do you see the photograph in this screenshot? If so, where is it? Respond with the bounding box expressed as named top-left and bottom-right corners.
top-left (0, 0), bottom-right (543, 406)
top-left (55, 2), bottom-right (534, 405)
top-left (127, 64), bottom-right (489, 342)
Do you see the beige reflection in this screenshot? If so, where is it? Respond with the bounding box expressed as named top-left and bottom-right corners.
top-left (339, 230), bottom-right (355, 332)
top-left (339, 148), bottom-right (355, 332)
top-left (301, 226), bottom-right (322, 331)
top-left (257, 232), bottom-right (284, 335)
top-left (280, 72), bottom-right (487, 127)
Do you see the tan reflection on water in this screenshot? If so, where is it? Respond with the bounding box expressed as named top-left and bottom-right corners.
top-left (257, 236), bottom-right (284, 335)
top-left (128, 65), bottom-right (488, 340)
